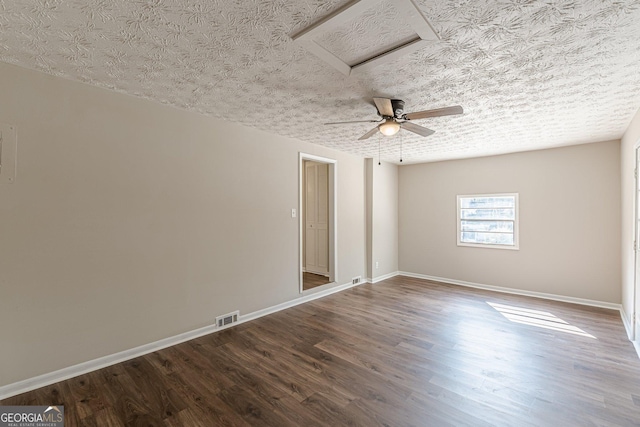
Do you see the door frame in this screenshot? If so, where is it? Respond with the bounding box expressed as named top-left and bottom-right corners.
top-left (633, 140), bottom-right (640, 341)
top-left (299, 153), bottom-right (337, 293)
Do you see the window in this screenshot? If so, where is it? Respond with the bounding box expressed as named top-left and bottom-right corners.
top-left (457, 193), bottom-right (519, 249)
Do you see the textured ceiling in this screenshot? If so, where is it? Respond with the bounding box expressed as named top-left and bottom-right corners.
top-left (1, 0), bottom-right (640, 163)
top-left (314, 0), bottom-right (419, 66)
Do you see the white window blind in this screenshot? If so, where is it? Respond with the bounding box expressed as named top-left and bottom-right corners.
top-left (457, 194), bottom-right (519, 249)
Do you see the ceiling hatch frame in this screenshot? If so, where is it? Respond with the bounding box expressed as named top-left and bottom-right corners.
top-left (291, 0), bottom-right (439, 76)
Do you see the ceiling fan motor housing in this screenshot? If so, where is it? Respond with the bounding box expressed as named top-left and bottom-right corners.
top-left (376, 99), bottom-right (405, 118)
top-left (391, 99), bottom-right (405, 118)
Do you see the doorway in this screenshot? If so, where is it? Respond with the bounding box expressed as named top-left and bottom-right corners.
top-left (299, 153), bottom-right (336, 292)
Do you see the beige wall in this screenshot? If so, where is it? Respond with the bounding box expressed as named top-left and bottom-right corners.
top-left (0, 62), bottom-right (366, 387)
top-left (399, 141), bottom-right (621, 303)
top-left (365, 159), bottom-right (398, 280)
top-left (621, 107), bottom-right (640, 335)
top-left (1, 56), bottom-right (633, 388)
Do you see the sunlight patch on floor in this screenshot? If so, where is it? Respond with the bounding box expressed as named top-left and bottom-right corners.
top-left (487, 302), bottom-right (596, 339)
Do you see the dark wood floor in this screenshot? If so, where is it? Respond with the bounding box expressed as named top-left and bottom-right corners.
top-left (303, 272), bottom-right (331, 290)
top-left (3, 276), bottom-right (640, 426)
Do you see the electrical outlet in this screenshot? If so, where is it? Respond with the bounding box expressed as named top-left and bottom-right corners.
top-left (375, 261), bottom-right (379, 269)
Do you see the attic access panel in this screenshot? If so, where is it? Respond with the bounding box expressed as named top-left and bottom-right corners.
top-left (291, 0), bottom-right (439, 76)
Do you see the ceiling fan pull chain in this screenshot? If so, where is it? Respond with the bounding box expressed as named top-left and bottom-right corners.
top-left (378, 134), bottom-right (381, 166)
top-left (400, 132), bottom-right (403, 163)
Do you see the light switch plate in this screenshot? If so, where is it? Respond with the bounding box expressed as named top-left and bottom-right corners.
top-left (291, 208), bottom-right (297, 218)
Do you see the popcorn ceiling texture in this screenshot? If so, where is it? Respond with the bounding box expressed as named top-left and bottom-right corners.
top-left (314, 0), bottom-right (419, 66)
top-left (0, 0), bottom-right (639, 163)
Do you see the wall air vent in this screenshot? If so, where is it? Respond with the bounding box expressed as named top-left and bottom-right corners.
top-left (352, 276), bottom-right (362, 285)
top-left (216, 310), bottom-right (240, 328)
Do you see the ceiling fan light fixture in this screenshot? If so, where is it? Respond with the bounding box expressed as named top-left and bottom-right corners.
top-left (332, 98), bottom-right (460, 141)
top-left (379, 120), bottom-right (400, 136)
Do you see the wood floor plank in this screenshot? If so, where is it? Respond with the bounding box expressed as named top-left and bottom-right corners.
top-left (216, 385), bottom-right (297, 427)
top-left (295, 341), bottom-right (415, 401)
top-left (163, 408), bottom-right (209, 427)
top-left (3, 276), bottom-right (640, 426)
top-left (121, 358), bottom-right (187, 420)
top-left (303, 272), bottom-right (331, 290)
top-left (300, 392), bottom-right (383, 427)
top-left (93, 407), bottom-right (125, 427)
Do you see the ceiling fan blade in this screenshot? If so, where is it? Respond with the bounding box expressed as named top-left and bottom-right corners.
top-left (404, 105), bottom-right (463, 120)
top-left (358, 126), bottom-right (380, 140)
top-left (324, 119), bottom-right (381, 125)
top-left (401, 122), bottom-right (435, 137)
top-left (373, 97), bottom-right (394, 117)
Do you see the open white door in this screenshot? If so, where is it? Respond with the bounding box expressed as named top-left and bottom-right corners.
top-left (304, 161), bottom-right (329, 275)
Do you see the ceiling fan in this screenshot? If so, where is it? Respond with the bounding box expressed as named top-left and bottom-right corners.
top-left (325, 98), bottom-right (463, 140)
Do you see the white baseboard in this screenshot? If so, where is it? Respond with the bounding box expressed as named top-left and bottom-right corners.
top-left (0, 278), bottom-right (365, 400)
top-left (633, 340), bottom-right (640, 359)
top-left (635, 318), bottom-right (640, 359)
top-left (621, 307), bottom-right (634, 340)
top-left (619, 308), bottom-right (640, 358)
top-left (398, 271), bottom-right (621, 311)
top-left (242, 279), bottom-right (363, 323)
top-left (370, 271), bottom-right (399, 284)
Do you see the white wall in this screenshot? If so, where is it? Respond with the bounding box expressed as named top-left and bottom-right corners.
top-left (399, 141), bottom-right (621, 303)
top-left (621, 107), bottom-right (640, 335)
top-left (365, 159), bottom-right (398, 280)
top-left (0, 62), bottom-right (366, 387)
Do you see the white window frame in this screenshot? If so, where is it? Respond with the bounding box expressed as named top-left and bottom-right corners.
top-left (456, 193), bottom-right (519, 250)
